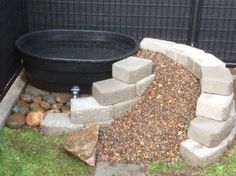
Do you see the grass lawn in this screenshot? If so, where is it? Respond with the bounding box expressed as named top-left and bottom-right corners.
top-left (1, 127), bottom-right (236, 176)
top-left (0, 128), bottom-right (92, 176)
top-left (146, 142), bottom-right (236, 176)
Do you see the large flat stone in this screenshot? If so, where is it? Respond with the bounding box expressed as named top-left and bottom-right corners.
top-left (201, 66), bottom-right (233, 96)
top-left (0, 71), bottom-right (27, 129)
top-left (180, 125), bottom-right (236, 167)
top-left (95, 162), bottom-right (145, 176)
top-left (25, 84), bottom-right (49, 96)
top-left (70, 97), bottom-right (113, 124)
top-left (112, 56), bottom-right (153, 84)
top-left (188, 108), bottom-right (235, 147)
top-left (92, 78), bottom-right (136, 105)
top-left (40, 113), bottom-right (83, 136)
top-left (136, 74), bottom-right (155, 96)
top-left (113, 98), bottom-right (139, 118)
top-left (196, 93), bottom-right (233, 121)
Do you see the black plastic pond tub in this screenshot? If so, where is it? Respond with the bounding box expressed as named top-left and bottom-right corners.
top-left (15, 30), bottom-right (139, 93)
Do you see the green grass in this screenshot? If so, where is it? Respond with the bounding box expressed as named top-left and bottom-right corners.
top-left (0, 128), bottom-right (92, 176)
top-left (146, 142), bottom-right (236, 176)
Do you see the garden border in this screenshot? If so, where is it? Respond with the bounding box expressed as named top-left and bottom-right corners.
top-left (140, 38), bottom-right (235, 167)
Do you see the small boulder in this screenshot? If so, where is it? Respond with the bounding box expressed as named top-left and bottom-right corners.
top-left (55, 93), bottom-right (72, 104)
top-left (47, 109), bottom-right (61, 113)
top-left (61, 106), bottom-right (70, 113)
top-left (51, 103), bottom-right (63, 110)
top-left (29, 103), bottom-right (44, 112)
top-left (40, 101), bottom-right (51, 111)
top-left (12, 105), bottom-right (29, 115)
top-left (64, 124), bottom-right (99, 166)
top-left (17, 100), bottom-right (30, 107)
top-left (32, 96), bottom-right (42, 104)
top-left (42, 94), bottom-right (56, 105)
top-left (26, 111), bottom-right (45, 127)
top-left (66, 100), bottom-right (71, 107)
top-left (6, 113), bottom-right (26, 129)
top-left (20, 94), bottom-right (32, 103)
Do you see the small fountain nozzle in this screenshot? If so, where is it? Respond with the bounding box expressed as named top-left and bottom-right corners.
top-left (71, 86), bottom-right (80, 99)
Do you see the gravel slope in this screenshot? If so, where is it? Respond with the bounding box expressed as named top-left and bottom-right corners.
top-left (97, 49), bottom-right (200, 164)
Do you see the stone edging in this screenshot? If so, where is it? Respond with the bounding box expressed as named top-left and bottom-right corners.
top-left (0, 70), bottom-right (27, 129)
top-left (140, 38), bottom-right (235, 167)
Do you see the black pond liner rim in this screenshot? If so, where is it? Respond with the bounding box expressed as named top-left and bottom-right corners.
top-left (15, 29), bottom-right (140, 63)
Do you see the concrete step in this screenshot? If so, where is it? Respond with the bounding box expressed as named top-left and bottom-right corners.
top-left (188, 106), bottom-right (235, 147)
top-left (112, 56), bottom-right (153, 84)
top-left (40, 113), bottom-right (83, 136)
top-left (92, 78), bottom-right (136, 106)
top-left (70, 97), bottom-right (113, 124)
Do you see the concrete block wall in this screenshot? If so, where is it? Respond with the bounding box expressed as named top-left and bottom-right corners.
top-left (140, 38), bottom-right (235, 167)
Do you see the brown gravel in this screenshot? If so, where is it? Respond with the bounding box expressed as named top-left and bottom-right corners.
top-left (97, 49), bottom-right (200, 164)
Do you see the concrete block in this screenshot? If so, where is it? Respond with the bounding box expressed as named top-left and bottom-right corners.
top-left (201, 66), bottom-right (233, 96)
top-left (112, 56), bottom-right (153, 84)
top-left (0, 70), bottom-right (27, 129)
top-left (70, 97), bottom-right (113, 124)
top-left (92, 78), bottom-right (136, 105)
top-left (188, 108), bottom-right (235, 147)
top-left (175, 51), bottom-right (194, 71)
top-left (190, 53), bottom-right (225, 79)
top-left (113, 98), bottom-right (139, 118)
top-left (40, 113), bottom-right (83, 136)
top-left (140, 38), bottom-right (176, 54)
top-left (180, 126), bottom-right (236, 167)
top-left (136, 74), bottom-right (155, 96)
top-left (196, 93), bottom-right (233, 121)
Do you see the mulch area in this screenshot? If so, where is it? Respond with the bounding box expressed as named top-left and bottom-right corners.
top-left (97, 49), bottom-right (200, 164)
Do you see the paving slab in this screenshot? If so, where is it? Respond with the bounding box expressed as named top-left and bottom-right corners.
top-left (188, 109), bottom-right (235, 147)
top-left (95, 162), bottom-right (145, 176)
top-left (92, 78), bottom-right (136, 106)
top-left (112, 56), bottom-right (153, 84)
top-left (40, 113), bottom-right (83, 136)
top-left (70, 97), bottom-right (113, 124)
top-left (196, 93), bottom-right (233, 121)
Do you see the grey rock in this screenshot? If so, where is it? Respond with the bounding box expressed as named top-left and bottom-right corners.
top-left (95, 162), bottom-right (145, 176)
top-left (25, 84), bottom-right (49, 97)
top-left (12, 105), bottom-right (29, 115)
top-left (42, 94), bottom-right (56, 105)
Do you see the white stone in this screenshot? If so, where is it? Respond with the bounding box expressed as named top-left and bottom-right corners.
top-left (140, 38), bottom-right (176, 54)
top-left (92, 78), bottom-right (136, 105)
top-left (201, 66), bottom-right (233, 96)
top-left (136, 74), bottom-right (155, 96)
top-left (40, 113), bottom-right (83, 136)
top-left (196, 93), bottom-right (233, 121)
top-left (180, 126), bottom-right (236, 167)
top-left (112, 56), bottom-right (153, 84)
top-left (113, 98), bottom-right (139, 118)
top-left (188, 108), bottom-right (235, 147)
top-left (70, 97), bottom-right (113, 124)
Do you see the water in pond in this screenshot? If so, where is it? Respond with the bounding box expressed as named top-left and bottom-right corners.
top-left (22, 40), bottom-right (133, 60)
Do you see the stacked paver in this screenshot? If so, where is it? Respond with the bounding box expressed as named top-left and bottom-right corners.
top-left (140, 38), bottom-right (235, 167)
top-left (40, 56), bottom-right (154, 136)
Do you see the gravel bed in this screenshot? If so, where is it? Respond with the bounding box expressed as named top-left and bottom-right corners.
top-left (97, 49), bottom-right (200, 164)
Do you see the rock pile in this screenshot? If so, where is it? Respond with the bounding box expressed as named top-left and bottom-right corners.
top-left (6, 84), bottom-right (71, 129)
